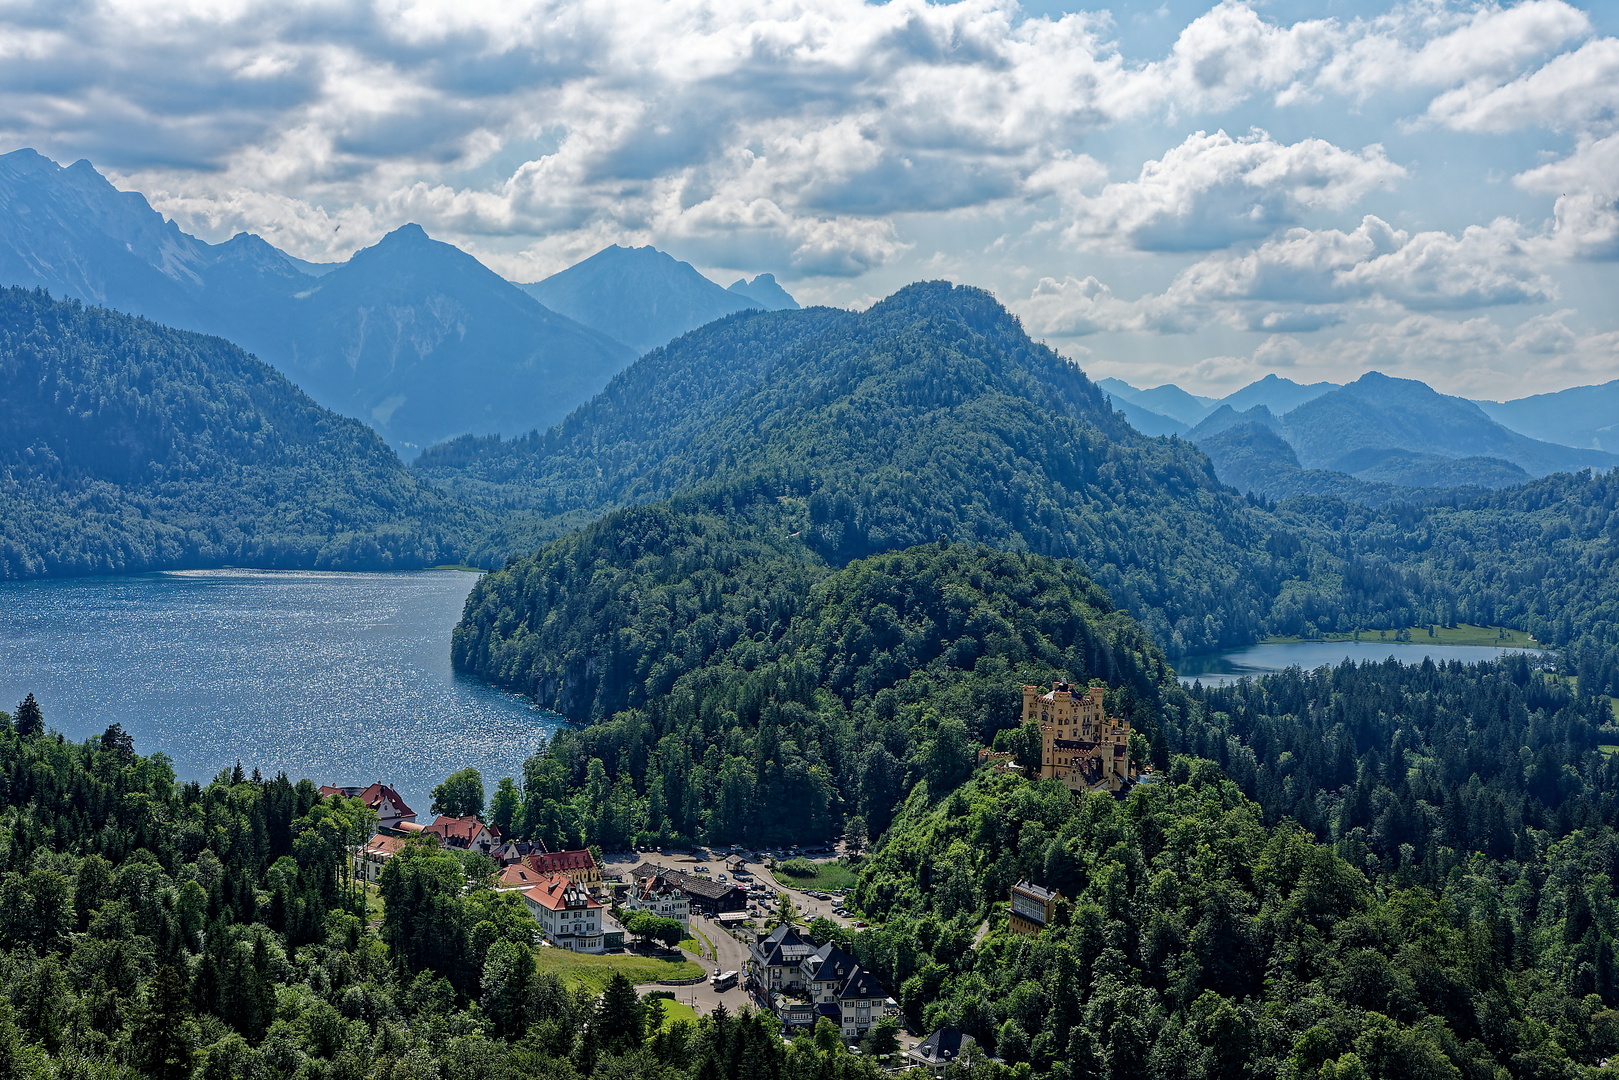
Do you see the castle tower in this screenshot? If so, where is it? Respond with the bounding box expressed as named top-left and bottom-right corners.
top-left (1020, 682), bottom-right (1133, 793)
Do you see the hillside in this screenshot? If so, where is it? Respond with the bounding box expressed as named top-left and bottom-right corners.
top-left (0, 149), bottom-right (636, 456)
top-left (1278, 371), bottom-right (1616, 476)
top-left (435, 282), bottom-right (1332, 658)
top-left (0, 288), bottom-right (481, 578)
top-left (467, 542), bottom-right (1170, 846)
top-left (520, 245), bottom-right (782, 354)
top-left (1481, 378), bottom-right (1619, 453)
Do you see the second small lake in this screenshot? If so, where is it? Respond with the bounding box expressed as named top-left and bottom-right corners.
top-left (1175, 640), bottom-right (1550, 688)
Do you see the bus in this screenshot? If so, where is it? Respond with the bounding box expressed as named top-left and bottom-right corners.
top-left (711, 969), bottom-right (739, 992)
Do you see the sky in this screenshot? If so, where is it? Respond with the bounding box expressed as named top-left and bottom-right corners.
top-left (4, 0), bottom-right (1616, 400)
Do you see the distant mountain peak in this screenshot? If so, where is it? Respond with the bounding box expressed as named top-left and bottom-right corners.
top-left (728, 272), bottom-right (799, 311)
top-left (519, 243), bottom-right (765, 354)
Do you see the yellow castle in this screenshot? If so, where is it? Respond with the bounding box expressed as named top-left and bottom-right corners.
top-left (1022, 682), bottom-right (1134, 793)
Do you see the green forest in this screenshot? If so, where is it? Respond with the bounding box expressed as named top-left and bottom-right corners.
top-left (0, 289), bottom-right (485, 579)
top-left (0, 695), bottom-right (898, 1080)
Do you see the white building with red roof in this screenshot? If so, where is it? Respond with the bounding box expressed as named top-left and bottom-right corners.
top-left (523, 873), bottom-right (605, 952)
top-left (319, 782), bottom-right (418, 832)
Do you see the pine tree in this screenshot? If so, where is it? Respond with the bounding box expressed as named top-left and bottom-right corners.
top-left (132, 965), bottom-right (196, 1080)
top-left (595, 972), bottom-right (646, 1053)
top-left (12, 695), bottom-right (42, 737)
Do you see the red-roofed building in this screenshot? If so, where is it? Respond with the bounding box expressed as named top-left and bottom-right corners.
top-left (319, 782), bottom-right (418, 832)
top-left (355, 833), bottom-right (410, 883)
top-left (424, 815), bottom-right (500, 856)
top-left (527, 848), bottom-right (600, 884)
top-left (494, 862), bottom-right (550, 892)
top-left (522, 873), bottom-right (605, 952)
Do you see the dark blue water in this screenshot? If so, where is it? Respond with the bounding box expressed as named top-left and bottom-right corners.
top-left (1175, 640), bottom-right (1550, 688)
top-left (0, 569), bottom-right (558, 817)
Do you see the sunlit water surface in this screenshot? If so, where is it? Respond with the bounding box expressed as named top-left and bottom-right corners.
top-left (0, 569), bottom-right (558, 815)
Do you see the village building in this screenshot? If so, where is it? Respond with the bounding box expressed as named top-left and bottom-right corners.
top-left (748, 924), bottom-right (817, 991)
top-left (1008, 880), bottom-right (1061, 937)
top-left (758, 930), bottom-right (897, 1037)
top-left (531, 848), bottom-right (601, 884)
top-left (424, 815), bottom-right (500, 856)
top-left (493, 862), bottom-right (551, 892)
top-left (319, 782), bottom-right (418, 832)
top-left (630, 863), bottom-right (749, 916)
top-left (494, 839), bottom-right (543, 866)
top-left (523, 873), bottom-right (605, 952)
top-left (836, 967), bottom-right (894, 1039)
top-left (908, 1028), bottom-right (978, 1076)
top-left (355, 832), bottom-right (408, 883)
top-left (1022, 683), bottom-right (1134, 793)
top-left (624, 873), bottom-right (691, 926)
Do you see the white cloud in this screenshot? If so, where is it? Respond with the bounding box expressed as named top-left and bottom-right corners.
top-left (1020, 215), bottom-right (1555, 338)
top-left (0, 0), bottom-right (1593, 282)
top-left (1314, 0), bottom-right (1590, 99)
top-left (1514, 132), bottom-right (1619, 259)
top-left (1423, 34), bottom-right (1619, 133)
top-left (1043, 129), bottom-right (1405, 251)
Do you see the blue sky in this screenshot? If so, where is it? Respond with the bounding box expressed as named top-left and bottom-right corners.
top-left (2, 0), bottom-right (1615, 399)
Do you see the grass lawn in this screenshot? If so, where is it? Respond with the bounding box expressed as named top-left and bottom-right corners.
top-left (654, 999), bottom-right (699, 1030)
top-left (1263, 624), bottom-right (1540, 648)
top-left (772, 860), bottom-right (860, 891)
top-left (532, 948), bottom-right (704, 993)
top-left (1600, 745), bottom-right (1619, 757)
top-left (678, 935), bottom-right (701, 955)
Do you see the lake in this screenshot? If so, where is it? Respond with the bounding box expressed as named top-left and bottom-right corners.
top-left (1175, 639), bottom-right (1551, 688)
top-left (0, 569), bottom-right (559, 817)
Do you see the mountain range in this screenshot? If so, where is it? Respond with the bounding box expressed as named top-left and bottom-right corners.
top-left (0, 149), bottom-right (796, 456)
top-left (1105, 370), bottom-right (1617, 500)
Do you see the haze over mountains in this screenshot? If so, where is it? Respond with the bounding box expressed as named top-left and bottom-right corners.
top-left (520, 246), bottom-right (798, 355)
top-left (1104, 370), bottom-right (1618, 502)
top-left (0, 149), bottom-right (796, 456)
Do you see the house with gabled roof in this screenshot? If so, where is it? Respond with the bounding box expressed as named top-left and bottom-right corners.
top-left (354, 832), bottom-right (409, 883)
top-left (320, 782), bottom-right (417, 832)
top-left (424, 815), bottom-right (500, 856)
top-left (522, 873), bottom-right (604, 952)
top-left (836, 966), bottom-right (896, 1038)
top-left (529, 847), bottom-right (600, 884)
top-left (748, 924), bottom-right (817, 991)
top-left (493, 862), bottom-right (550, 892)
top-left (909, 1028), bottom-right (977, 1076)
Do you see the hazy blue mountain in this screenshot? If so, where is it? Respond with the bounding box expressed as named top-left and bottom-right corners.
top-left (1189, 404), bottom-right (1280, 441)
top-left (1194, 422), bottom-right (1505, 505)
top-left (1217, 374), bottom-right (1338, 415)
top-left (1277, 372), bottom-right (1617, 477)
top-left (257, 225), bottom-right (635, 455)
top-left (1111, 396), bottom-right (1188, 437)
top-left (0, 150), bottom-right (636, 455)
top-left (1479, 380), bottom-right (1619, 453)
top-left (520, 245), bottom-right (765, 353)
top-left (727, 273), bottom-right (799, 310)
top-left (1333, 447), bottom-right (1529, 489)
top-left (0, 287), bottom-right (481, 579)
top-left (0, 148), bottom-right (212, 330)
top-left (1125, 383), bottom-right (1214, 426)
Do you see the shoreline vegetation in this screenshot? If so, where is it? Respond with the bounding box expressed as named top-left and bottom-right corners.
top-left (1258, 622), bottom-right (1542, 648)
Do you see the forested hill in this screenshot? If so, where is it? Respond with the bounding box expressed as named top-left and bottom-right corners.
top-left (463, 543), bottom-right (1172, 848)
top-left (439, 282), bottom-right (1323, 658)
top-left (0, 288), bottom-right (483, 578)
